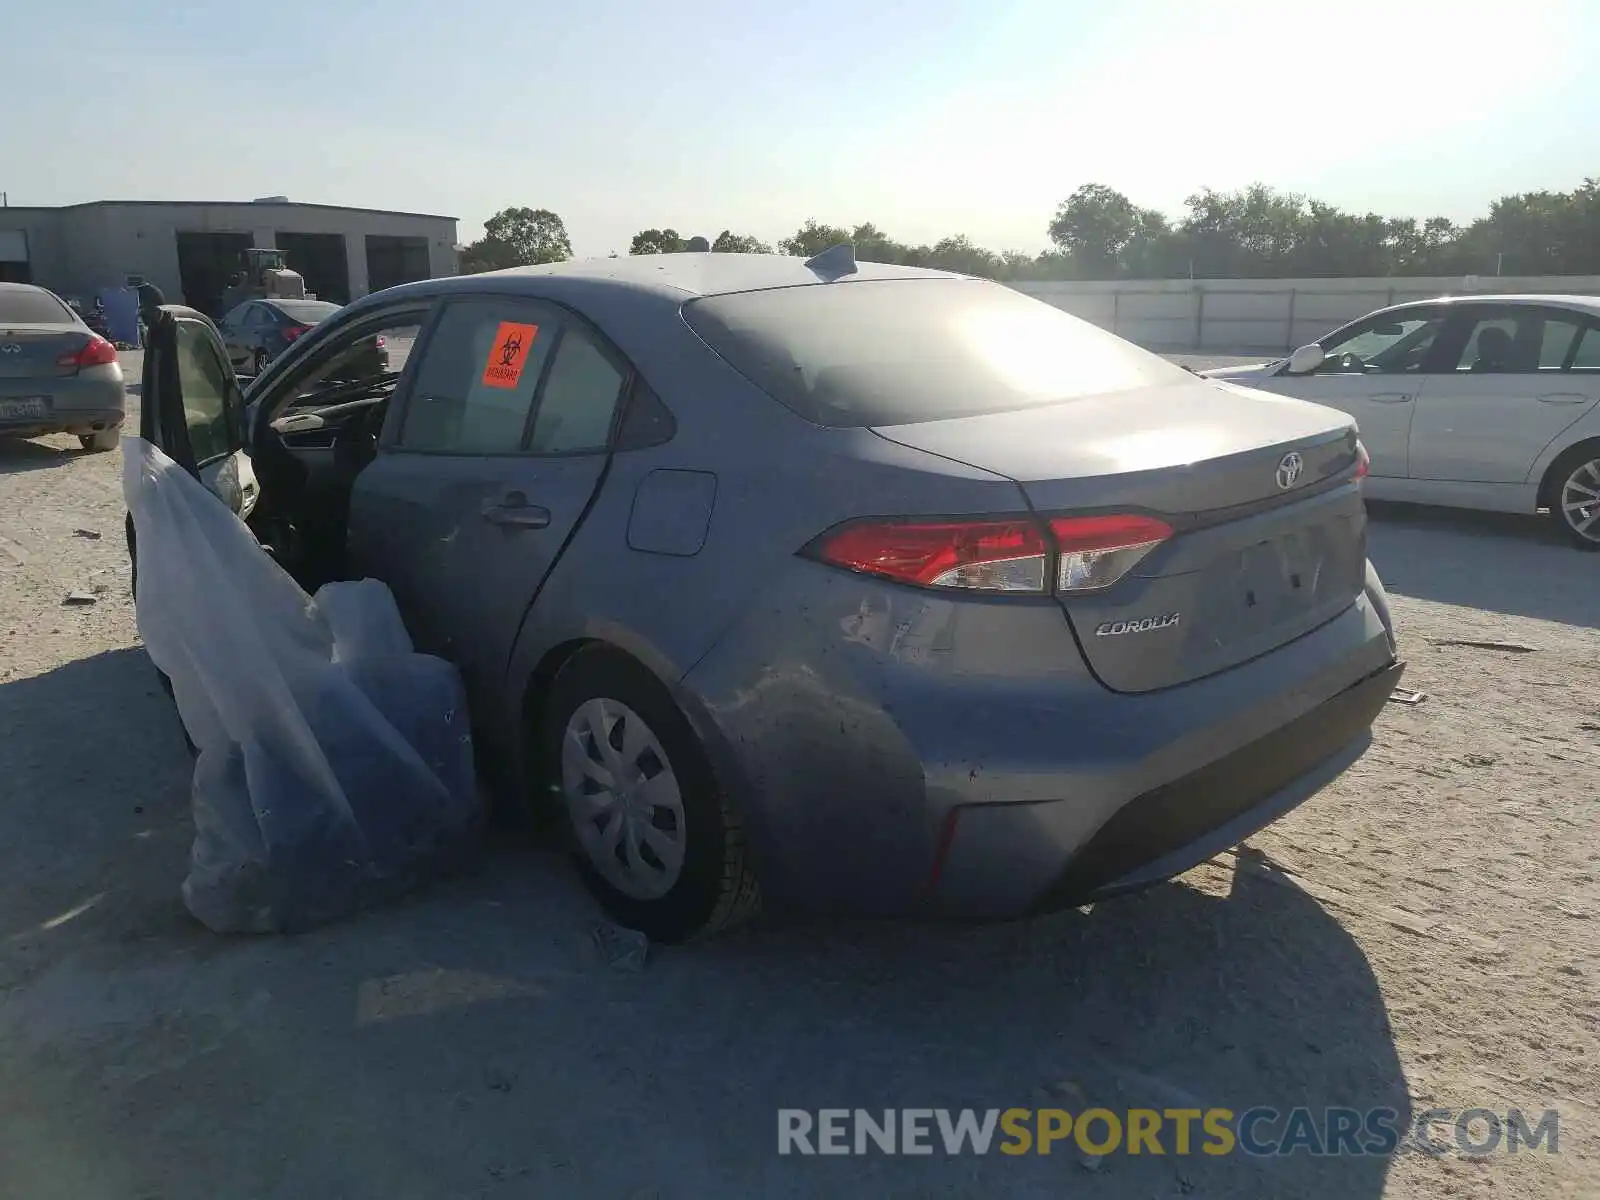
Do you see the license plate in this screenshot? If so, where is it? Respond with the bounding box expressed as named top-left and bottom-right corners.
top-left (0, 396), bottom-right (47, 421)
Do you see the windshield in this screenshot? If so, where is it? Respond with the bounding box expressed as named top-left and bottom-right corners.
top-left (682, 278), bottom-right (1185, 427)
top-left (0, 287), bottom-right (76, 326)
top-left (275, 300), bottom-right (342, 323)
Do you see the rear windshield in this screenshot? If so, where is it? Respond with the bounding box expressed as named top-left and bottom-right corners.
top-left (275, 300), bottom-right (341, 323)
top-left (682, 278), bottom-right (1183, 427)
top-left (0, 287), bottom-right (75, 326)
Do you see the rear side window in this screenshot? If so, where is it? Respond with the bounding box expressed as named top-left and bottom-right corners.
top-left (528, 327), bottom-right (626, 453)
top-left (0, 287), bottom-right (74, 325)
top-left (682, 278), bottom-right (1183, 427)
top-left (1568, 325), bottom-right (1600, 370)
top-left (400, 299), bottom-right (554, 453)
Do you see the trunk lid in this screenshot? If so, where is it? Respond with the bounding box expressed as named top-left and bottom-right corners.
top-left (0, 324), bottom-right (89, 381)
top-left (872, 378), bottom-right (1368, 693)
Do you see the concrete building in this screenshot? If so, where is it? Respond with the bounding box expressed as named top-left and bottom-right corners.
top-left (0, 199), bottom-right (458, 316)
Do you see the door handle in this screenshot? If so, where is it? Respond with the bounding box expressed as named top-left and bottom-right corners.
top-left (1368, 393), bottom-right (1413, 404)
top-left (1536, 393), bottom-right (1592, 405)
top-left (481, 492), bottom-right (551, 529)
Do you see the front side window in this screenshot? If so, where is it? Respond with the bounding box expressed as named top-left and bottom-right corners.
top-left (1319, 312), bottom-right (1444, 375)
top-left (174, 321), bottom-right (234, 463)
top-left (280, 314), bottom-right (424, 410)
top-left (399, 299), bottom-right (554, 453)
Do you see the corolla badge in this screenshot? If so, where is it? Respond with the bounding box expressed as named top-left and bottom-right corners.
top-left (1276, 451), bottom-right (1304, 490)
top-left (1095, 612), bottom-right (1181, 637)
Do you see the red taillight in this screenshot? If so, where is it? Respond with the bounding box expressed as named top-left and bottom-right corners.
top-left (1355, 441), bottom-right (1371, 480)
top-left (813, 518), bottom-right (1049, 592)
top-left (810, 511), bottom-right (1173, 594)
top-left (282, 324), bottom-right (311, 343)
top-left (1048, 514), bottom-right (1172, 593)
top-left (374, 335), bottom-right (387, 349)
top-left (56, 335), bottom-right (118, 369)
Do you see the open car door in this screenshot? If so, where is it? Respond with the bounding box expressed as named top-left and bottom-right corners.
top-left (138, 305), bottom-right (258, 517)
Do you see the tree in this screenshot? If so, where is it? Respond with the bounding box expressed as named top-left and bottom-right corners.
top-left (459, 207), bottom-right (571, 273)
top-left (711, 230), bottom-right (772, 254)
top-left (630, 228), bottom-right (685, 255)
top-left (925, 234), bottom-right (1001, 277)
top-left (778, 219), bottom-right (853, 257)
top-left (1048, 184), bottom-right (1169, 278)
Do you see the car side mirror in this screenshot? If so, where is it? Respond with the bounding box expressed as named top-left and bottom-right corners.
top-left (1286, 344), bottom-right (1326, 375)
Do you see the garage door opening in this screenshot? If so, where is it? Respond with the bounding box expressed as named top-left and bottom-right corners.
top-left (277, 232), bottom-right (350, 304)
top-left (0, 229), bottom-right (30, 284)
top-left (366, 236), bottom-right (430, 294)
top-left (176, 231), bottom-right (252, 317)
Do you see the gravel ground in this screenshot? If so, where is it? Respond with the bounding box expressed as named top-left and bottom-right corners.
top-left (0, 356), bottom-right (1594, 1199)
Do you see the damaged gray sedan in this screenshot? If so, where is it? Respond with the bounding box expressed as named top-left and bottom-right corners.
top-left (130, 250), bottom-right (1402, 941)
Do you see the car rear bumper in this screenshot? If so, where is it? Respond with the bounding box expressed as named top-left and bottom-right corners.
top-left (0, 373), bottom-right (126, 438)
top-left (939, 659), bottom-right (1402, 917)
top-left (682, 557), bottom-right (1399, 920)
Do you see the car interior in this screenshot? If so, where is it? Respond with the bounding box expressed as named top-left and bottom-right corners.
top-left (239, 319), bottom-right (419, 592)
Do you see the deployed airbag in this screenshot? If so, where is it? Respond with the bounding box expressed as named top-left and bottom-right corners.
top-left (122, 438), bottom-right (481, 933)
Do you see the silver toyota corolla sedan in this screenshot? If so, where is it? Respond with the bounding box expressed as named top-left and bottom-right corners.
top-left (0, 282), bottom-right (126, 451)
top-left (132, 250), bottom-right (1403, 940)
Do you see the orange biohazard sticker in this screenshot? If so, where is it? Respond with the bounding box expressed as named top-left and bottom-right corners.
top-left (481, 321), bottom-right (539, 389)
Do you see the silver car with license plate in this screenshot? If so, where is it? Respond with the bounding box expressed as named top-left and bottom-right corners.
top-left (0, 283), bottom-right (126, 451)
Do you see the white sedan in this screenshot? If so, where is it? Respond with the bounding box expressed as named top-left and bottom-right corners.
top-left (1203, 294), bottom-right (1600, 548)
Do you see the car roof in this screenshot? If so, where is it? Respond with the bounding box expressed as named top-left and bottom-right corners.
top-left (367, 252), bottom-right (969, 310)
top-left (1386, 293), bottom-right (1600, 316)
top-left (486, 252), bottom-right (965, 297)
top-left (0, 282), bottom-right (55, 296)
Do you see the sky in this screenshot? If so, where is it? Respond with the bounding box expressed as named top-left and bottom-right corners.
top-left (4, 0), bottom-right (1598, 257)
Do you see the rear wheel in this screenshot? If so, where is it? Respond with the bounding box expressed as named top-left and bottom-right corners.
top-left (79, 427), bottom-right (120, 452)
top-left (534, 647), bottom-right (760, 942)
top-left (1547, 443), bottom-right (1600, 550)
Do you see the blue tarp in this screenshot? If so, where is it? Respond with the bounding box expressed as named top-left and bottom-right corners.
top-left (99, 285), bottom-right (141, 346)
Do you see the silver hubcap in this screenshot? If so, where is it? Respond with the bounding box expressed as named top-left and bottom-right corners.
top-left (1560, 458), bottom-right (1600, 543)
top-left (561, 698), bottom-right (686, 900)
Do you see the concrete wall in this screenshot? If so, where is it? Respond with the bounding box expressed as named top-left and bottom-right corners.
top-left (1, 202), bottom-right (458, 306)
top-left (0, 208), bottom-right (68, 289)
top-left (1015, 276), bottom-right (1600, 355)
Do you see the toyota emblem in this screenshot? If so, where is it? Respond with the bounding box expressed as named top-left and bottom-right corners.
top-left (1276, 451), bottom-right (1304, 490)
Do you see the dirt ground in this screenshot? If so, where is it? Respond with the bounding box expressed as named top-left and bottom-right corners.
top-left (0, 360), bottom-right (1595, 1199)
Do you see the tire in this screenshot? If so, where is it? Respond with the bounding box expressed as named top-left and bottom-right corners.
top-left (535, 647), bottom-right (760, 942)
top-left (1544, 442), bottom-right (1600, 550)
top-left (79, 427), bottom-right (120, 452)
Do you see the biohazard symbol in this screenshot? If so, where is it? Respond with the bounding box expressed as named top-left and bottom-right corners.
top-left (481, 321), bottom-right (539, 389)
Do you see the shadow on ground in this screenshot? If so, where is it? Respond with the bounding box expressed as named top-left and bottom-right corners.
top-left (0, 436), bottom-right (88, 476)
top-left (0, 652), bottom-right (1408, 1199)
top-left (1367, 501), bottom-right (1594, 627)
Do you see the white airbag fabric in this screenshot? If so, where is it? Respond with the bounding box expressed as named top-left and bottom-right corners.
top-left (122, 437), bottom-right (481, 932)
